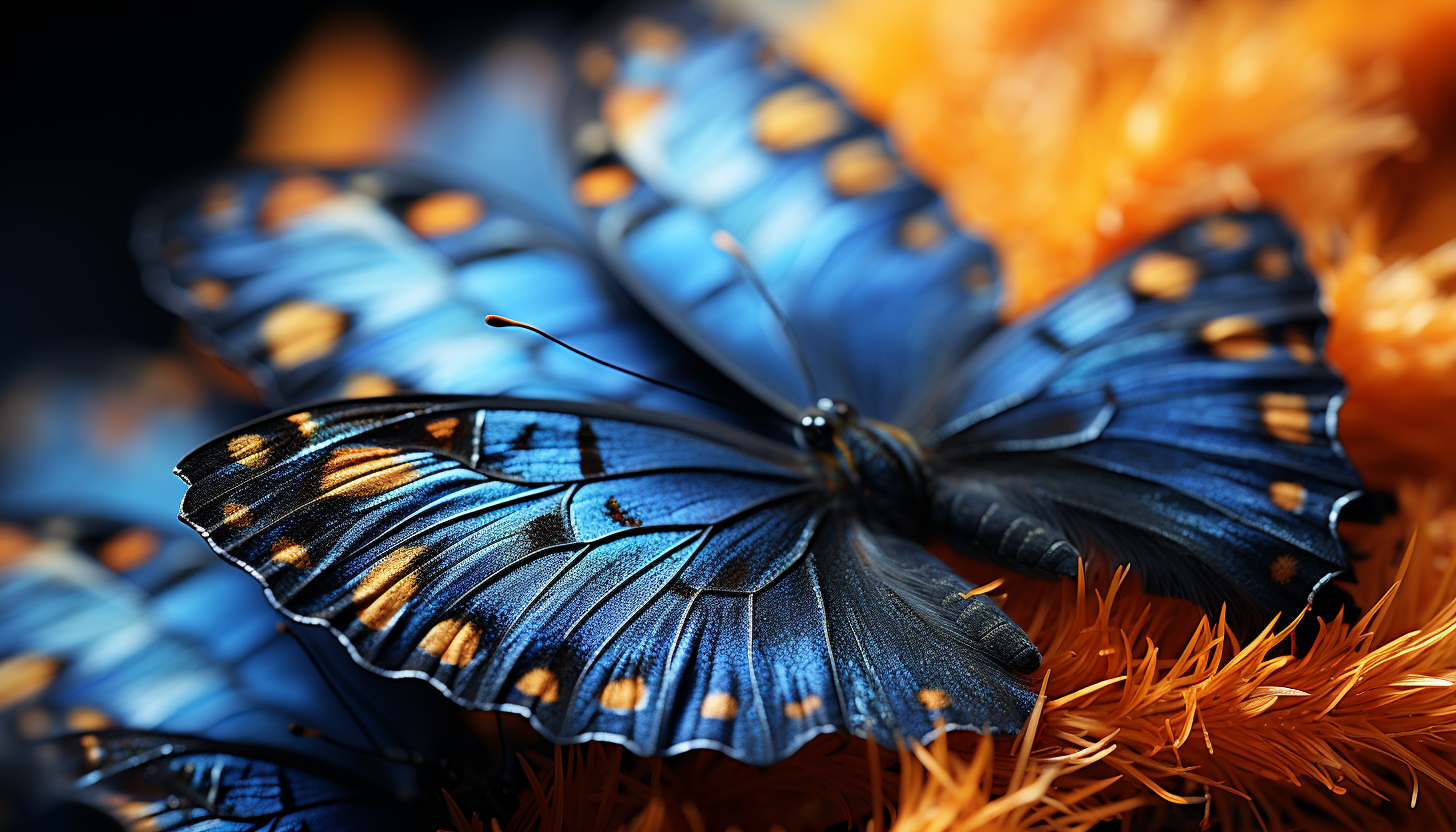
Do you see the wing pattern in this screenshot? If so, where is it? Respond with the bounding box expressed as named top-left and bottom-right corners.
top-left (570, 16), bottom-right (1001, 421)
top-left (928, 213), bottom-right (1368, 618)
top-left (55, 732), bottom-right (421, 832)
top-left (136, 165), bottom-right (728, 417)
top-left (178, 397), bottom-right (1037, 764)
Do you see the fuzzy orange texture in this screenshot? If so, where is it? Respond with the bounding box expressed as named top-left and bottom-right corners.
top-left (242, 13), bottom-right (427, 167)
top-left (491, 480), bottom-right (1455, 832)
top-left (789, 0), bottom-right (1456, 486)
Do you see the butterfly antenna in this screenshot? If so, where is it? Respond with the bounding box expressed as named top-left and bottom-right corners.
top-left (275, 622), bottom-right (391, 755)
top-left (710, 230), bottom-right (820, 400)
top-left (484, 315), bottom-right (752, 418)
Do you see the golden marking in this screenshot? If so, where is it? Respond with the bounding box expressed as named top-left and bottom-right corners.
top-left (1256, 244), bottom-right (1291, 280)
top-left (1270, 554), bottom-right (1299, 584)
top-left (0, 654), bottom-right (61, 709)
top-left (783, 695), bottom-right (823, 720)
top-left (189, 277), bottom-right (230, 310)
top-left (97, 527), bottom-right (161, 572)
top-left (622, 17), bottom-right (683, 55)
top-left (573, 165), bottom-right (636, 207)
top-left (405, 191), bottom-right (484, 238)
top-left (1269, 481), bottom-right (1308, 512)
top-left (576, 42), bottom-right (617, 88)
top-left (602, 86), bottom-right (665, 134)
top-left (917, 689), bottom-right (951, 709)
top-left (441, 622), bottom-right (480, 666)
top-left (600, 676), bottom-right (647, 711)
top-left (753, 85), bottom-right (846, 152)
top-left (963, 264), bottom-right (994, 294)
top-left (1285, 328), bottom-right (1316, 365)
top-left (1129, 251), bottom-right (1199, 301)
top-left (64, 706), bottom-right (113, 731)
top-left (228, 433), bottom-right (270, 468)
top-left (352, 546), bottom-right (424, 630)
top-left (288, 412), bottom-right (319, 435)
top-left (700, 692), bottom-right (738, 720)
top-left (823, 138), bottom-right (900, 197)
top-left (222, 502), bottom-right (253, 527)
top-left (898, 213), bottom-right (945, 251)
top-left (1200, 218), bottom-right (1249, 250)
top-left (1200, 315), bottom-right (1269, 360)
top-left (426, 417), bottom-right (459, 441)
top-left (259, 300), bottom-right (348, 370)
top-left (516, 668), bottom-right (561, 703)
top-left (1259, 392), bottom-right (1312, 444)
top-left (419, 619), bottom-right (461, 656)
top-left (320, 446), bottom-right (421, 498)
top-left (340, 372), bottom-right (396, 399)
top-left (258, 174), bottom-right (336, 230)
top-left (270, 539), bottom-right (311, 569)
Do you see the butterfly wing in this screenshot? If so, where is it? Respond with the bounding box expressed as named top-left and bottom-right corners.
top-left (52, 732), bottom-right (424, 832)
top-left (924, 213), bottom-right (1369, 620)
top-left (176, 397), bottom-right (1037, 764)
top-left (136, 165), bottom-right (737, 418)
top-left (571, 15), bottom-right (1000, 420)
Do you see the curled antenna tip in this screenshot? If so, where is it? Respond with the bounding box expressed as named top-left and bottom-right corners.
top-left (484, 315), bottom-right (518, 328)
top-left (710, 229), bottom-right (744, 258)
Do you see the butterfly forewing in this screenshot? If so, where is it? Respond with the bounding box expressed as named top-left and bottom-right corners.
top-left (177, 397), bottom-right (1036, 764)
top-left (571, 15), bottom-right (1001, 422)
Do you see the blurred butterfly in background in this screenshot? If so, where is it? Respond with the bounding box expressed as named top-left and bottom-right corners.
top-left (159, 8), bottom-right (1369, 767)
top-left (0, 351), bottom-right (501, 829)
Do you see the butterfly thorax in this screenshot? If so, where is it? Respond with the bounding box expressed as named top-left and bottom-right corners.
top-left (796, 400), bottom-right (931, 539)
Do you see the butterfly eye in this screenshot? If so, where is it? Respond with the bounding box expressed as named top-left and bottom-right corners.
top-left (796, 412), bottom-right (835, 450)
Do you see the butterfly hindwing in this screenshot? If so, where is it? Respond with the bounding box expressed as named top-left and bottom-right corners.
top-left (55, 732), bottom-right (423, 832)
top-left (572, 16), bottom-right (1001, 422)
top-left (177, 397), bottom-right (1037, 764)
top-left (927, 213), bottom-right (1366, 619)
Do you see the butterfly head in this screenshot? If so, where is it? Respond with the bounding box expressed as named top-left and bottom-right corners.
top-left (798, 398), bottom-right (931, 537)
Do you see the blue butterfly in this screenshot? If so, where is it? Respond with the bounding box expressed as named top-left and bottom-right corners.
top-left (168, 15), bottom-right (1368, 767)
top-left (0, 351), bottom-right (467, 829)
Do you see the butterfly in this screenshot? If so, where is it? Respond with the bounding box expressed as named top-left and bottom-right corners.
top-left (0, 351), bottom-right (470, 829)
top-left (169, 14), bottom-right (1368, 766)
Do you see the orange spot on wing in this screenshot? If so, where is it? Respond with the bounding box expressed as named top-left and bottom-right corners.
top-left (64, 706), bottom-right (113, 732)
top-left (340, 372), bottom-right (396, 399)
top-left (0, 654), bottom-right (61, 709)
top-left (270, 539), bottom-right (311, 569)
top-left (288, 411), bottom-right (319, 435)
top-left (97, 528), bottom-right (161, 572)
top-left (0, 523), bottom-right (39, 570)
top-left (405, 191), bottom-right (484, 238)
top-left (754, 84), bottom-right (847, 152)
top-left (1201, 315), bottom-right (1270, 360)
top-left (228, 433), bottom-right (270, 468)
top-left (783, 695), bottom-right (824, 719)
top-left (1259, 392), bottom-right (1312, 443)
top-left (573, 165), bottom-right (637, 207)
top-left (576, 42), bottom-right (617, 88)
top-left (222, 503), bottom-right (253, 527)
top-left (516, 668), bottom-right (561, 703)
top-left (1284, 327), bottom-right (1316, 364)
top-left (602, 86), bottom-right (665, 135)
top-left (352, 546), bottom-right (424, 629)
top-left (823, 137), bottom-right (900, 197)
top-left (1270, 554), bottom-right (1299, 584)
top-left (1269, 481), bottom-right (1308, 512)
top-left (425, 417), bottom-right (460, 441)
top-left (1129, 251), bottom-right (1199, 301)
top-left (917, 689), bottom-right (951, 709)
top-left (257, 174), bottom-right (337, 230)
top-left (600, 676), bottom-right (647, 711)
top-left (622, 17), bottom-right (683, 55)
top-left (259, 300), bottom-right (348, 369)
top-left (189, 278), bottom-right (230, 310)
top-left (898, 212), bottom-right (946, 251)
top-left (1199, 217), bottom-right (1249, 250)
top-left (700, 692), bottom-right (738, 720)
top-left (1256, 244), bottom-right (1292, 279)
top-left (319, 446), bottom-right (421, 498)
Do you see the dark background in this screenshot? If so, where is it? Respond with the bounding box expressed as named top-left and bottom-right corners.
top-left (1, 1), bottom-right (604, 373)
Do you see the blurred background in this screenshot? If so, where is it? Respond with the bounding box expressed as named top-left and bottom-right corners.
top-left (1, 1), bottom-right (603, 372)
